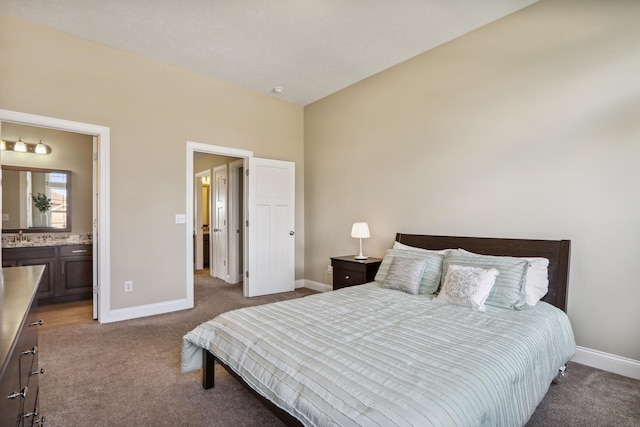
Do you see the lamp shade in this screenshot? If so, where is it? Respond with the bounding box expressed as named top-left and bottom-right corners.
top-left (14, 138), bottom-right (27, 152)
top-left (35, 140), bottom-right (48, 154)
top-left (351, 222), bottom-right (370, 239)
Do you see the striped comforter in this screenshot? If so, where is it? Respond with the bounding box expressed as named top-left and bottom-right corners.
top-left (182, 283), bottom-right (575, 426)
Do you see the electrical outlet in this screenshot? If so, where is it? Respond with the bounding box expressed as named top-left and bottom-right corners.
top-left (175, 214), bottom-right (186, 224)
top-left (327, 265), bottom-right (333, 274)
top-left (124, 280), bottom-right (133, 292)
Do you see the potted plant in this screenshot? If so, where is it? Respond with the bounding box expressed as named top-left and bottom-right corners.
top-left (32, 192), bottom-right (52, 227)
top-left (32, 192), bottom-right (52, 213)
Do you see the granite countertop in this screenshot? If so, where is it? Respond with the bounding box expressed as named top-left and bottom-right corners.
top-left (2, 241), bottom-right (92, 249)
top-left (2, 235), bottom-right (93, 249)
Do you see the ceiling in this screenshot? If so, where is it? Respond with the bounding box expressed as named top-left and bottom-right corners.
top-left (0, 0), bottom-right (539, 106)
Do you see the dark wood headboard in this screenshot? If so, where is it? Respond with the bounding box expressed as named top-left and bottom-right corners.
top-left (395, 233), bottom-right (571, 312)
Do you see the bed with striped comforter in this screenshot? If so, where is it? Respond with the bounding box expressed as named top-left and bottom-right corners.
top-left (182, 282), bottom-right (575, 426)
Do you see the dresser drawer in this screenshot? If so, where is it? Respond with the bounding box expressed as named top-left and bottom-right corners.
top-left (333, 268), bottom-right (366, 289)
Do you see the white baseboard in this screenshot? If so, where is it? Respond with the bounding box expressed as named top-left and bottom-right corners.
top-left (102, 298), bottom-right (192, 323)
top-left (572, 346), bottom-right (640, 380)
top-left (298, 279), bottom-right (332, 293)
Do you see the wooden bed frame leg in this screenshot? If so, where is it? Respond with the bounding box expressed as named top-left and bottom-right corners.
top-left (203, 349), bottom-right (215, 389)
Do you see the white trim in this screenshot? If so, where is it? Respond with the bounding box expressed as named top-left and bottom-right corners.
top-left (0, 109), bottom-right (111, 324)
top-left (105, 299), bottom-right (192, 323)
top-left (297, 279), bottom-right (332, 293)
top-left (572, 346), bottom-right (640, 380)
top-left (186, 141), bottom-right (253, 310)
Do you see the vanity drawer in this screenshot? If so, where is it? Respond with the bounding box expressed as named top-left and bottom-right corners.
top-left (59, 245), bottom-right (92, 257)
top-left (2, 246), bottom-right (56, 260)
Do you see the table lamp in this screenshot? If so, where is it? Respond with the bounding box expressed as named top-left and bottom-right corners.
top-left (351, 222), bottom-right (370, 260)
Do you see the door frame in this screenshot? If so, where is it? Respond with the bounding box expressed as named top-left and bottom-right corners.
top-left (0, 109), bottom-right (111, 322)
top-left (185, 141), bottom-right (252, 306)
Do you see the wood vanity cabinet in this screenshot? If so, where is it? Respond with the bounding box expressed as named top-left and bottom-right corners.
top-left (1, 246), bottom-right (56, 300)
top-left (2, 244), bottom-right (93, 304)
top-left (58, 245), bottom-right (93, 301)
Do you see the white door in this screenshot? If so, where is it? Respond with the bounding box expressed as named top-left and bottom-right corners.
top-left (213, 165), bottom-right (228, 281)
top-left (246, 158), bottom-right (295, 297)
top-left (228, 159), bottom-right (244, 284)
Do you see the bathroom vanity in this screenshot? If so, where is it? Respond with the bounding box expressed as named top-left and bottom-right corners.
top-left (2, 242), bottom-right (92, 304)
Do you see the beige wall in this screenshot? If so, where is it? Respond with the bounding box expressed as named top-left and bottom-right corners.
top-left (1, 123), bottom-right (93, 235)
top-left (305, 0), bottom-right (640, 360)
top-left (0, 14), bottom-right (304, 309)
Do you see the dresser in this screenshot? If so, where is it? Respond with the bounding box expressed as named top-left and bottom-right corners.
top-left (0, 266), bottom-right (46, 426)
top-left (330, 256), bottom-right (382, 290)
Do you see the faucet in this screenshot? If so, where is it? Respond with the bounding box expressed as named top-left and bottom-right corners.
top-left (18, 230), bottom-right (23, 241)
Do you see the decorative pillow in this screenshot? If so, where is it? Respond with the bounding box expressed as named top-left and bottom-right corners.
top-left (375, 248), bottom-right (444, 294)
top-left (442, 251), bottom-right (529, 309)
top-left (382, 257), bottom-right (427, 295)
top-left (458, 249), bottom-right (549, 306)
top-left (434, 264), bottom-right (499, 311)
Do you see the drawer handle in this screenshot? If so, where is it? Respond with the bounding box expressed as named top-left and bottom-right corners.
top-left (29, 319), bottom-right (44, 327)
top-left (345, 275), bottom-right (350, 280)
top-left (22, 346), bottom-right (37, 356)
top-left (7, 386), bottom-right (28, 400)
top-left (30, 368), bottom-right (45, 376)
top-left (22, 409), bottom-right (44, 422)
top-left (72, 250), bottom-right (88, 253)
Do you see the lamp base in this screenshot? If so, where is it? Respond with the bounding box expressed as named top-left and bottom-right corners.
top-left (354, 255), bottom-right (368, 260)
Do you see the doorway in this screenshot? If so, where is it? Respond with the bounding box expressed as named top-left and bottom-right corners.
top-left (194, 169), bottom-right (211, 271)
top-left (0, 109), bottom-right (110, 323)
top-left (193, 155), bottom-right (243, 285)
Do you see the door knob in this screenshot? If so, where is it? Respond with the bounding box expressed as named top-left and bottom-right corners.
top-left (289, 231), bottom-right (295, 236)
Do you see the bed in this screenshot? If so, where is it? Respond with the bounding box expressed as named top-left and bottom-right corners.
top-left (182, 234), bottom-right (575, 426)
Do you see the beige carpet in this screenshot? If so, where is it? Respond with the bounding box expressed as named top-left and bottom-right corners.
top-left (38, 272), bottom-right (639, 426)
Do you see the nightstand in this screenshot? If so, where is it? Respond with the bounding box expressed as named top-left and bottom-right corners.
top-left (330, 256), bottom-right (382, 290)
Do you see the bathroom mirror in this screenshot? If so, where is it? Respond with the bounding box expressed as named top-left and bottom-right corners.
top-left (1, 165), bottom-right (72, 232)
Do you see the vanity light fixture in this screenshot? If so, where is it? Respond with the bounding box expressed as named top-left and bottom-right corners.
top-left (1, 137), bottom-right (51, 155)
top-left (351, 222), bottom-right (371, 260)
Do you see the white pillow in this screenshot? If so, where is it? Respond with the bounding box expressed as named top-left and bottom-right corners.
top-left (393, 241), bottom-right (450, 255)
top-left (457, 249), bottom-right (549, 306)
top-left (522, 257), bottom-right (549, 306)
top-left (434, 264), bottom-right (499, 311)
